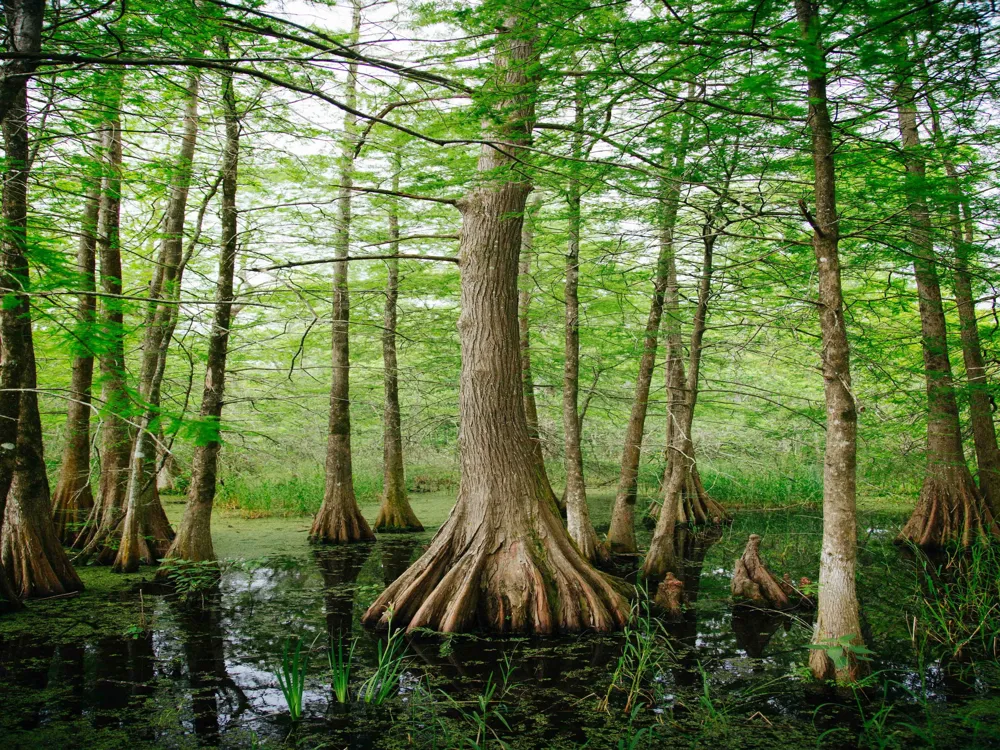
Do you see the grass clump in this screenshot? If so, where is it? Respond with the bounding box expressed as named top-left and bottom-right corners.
top-left (275, 636), bottom-right (309, 722)
top-left (328, 633), bottom-right (356, 703)
top-left (360, 617), bottom-right (409, 705)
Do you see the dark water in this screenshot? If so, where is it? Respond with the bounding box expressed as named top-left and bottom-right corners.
top-left (2, 510), bottom-right (999, 749)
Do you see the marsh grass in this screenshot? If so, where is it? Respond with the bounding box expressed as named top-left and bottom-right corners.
top-left (438, 651), bottom-right (516, 750)
top-left (275, 636), bottom-right (308, 721)
top-left (329, 634), bottom-right (356, 703)
top-left (913, 543), bottom-right (1000, 661)
top-left (601, 588), bottom-right (671, 713)
top-left (360, 619), bottom-right (409, 705)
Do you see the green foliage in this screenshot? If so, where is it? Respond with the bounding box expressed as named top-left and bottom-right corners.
top-left (274, 636), bottom-right (308, 722)
top-left (328, 633), bottom-right (357, 703)
top-left (360, 615), bottom-right (409, 706)
top-left (913, 543), bottom-right (1000, 661)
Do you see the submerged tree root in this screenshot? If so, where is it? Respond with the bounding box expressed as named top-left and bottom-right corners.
top-left (898, 465), bottom-right (999, 548)
top-left (363, 510), bottom-right (631, 634)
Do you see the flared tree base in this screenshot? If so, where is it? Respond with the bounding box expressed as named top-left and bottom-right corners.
top-left (898, 464), bottom-right (999, 548)
top-left (374, 495), bottom-right (423, 533)
top-left (362, 504), bottom-right (630, 634)
top-left (310, 498), bottom-right (375, 544)
top-left (2, 515), bottom-right (84, 598)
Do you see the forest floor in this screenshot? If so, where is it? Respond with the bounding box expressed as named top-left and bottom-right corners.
top-left (1, 490), bottom-right (999, 749)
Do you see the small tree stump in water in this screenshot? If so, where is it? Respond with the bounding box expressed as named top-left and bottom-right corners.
top-left (731, 534), bottom-right (793, 610)
top-left (654, 572), bottom-right (684, 620)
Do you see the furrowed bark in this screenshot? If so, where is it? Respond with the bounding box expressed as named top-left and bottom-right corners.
top-left (77, 75), bottom-right (130, 560)
top-left (166, 49), bottom-right (241, 563)
top-left (310, 0), bottom-right (373, 544)
top-left (795, 0), bottom-right (865, 684)
top-left (1, 76), bottom-right (83, 598)
top-left (562, 85), bottom-right (604, 563)
top-left (374, 160), bottom-right (422, 532)
top-left (362, 14), bottom-right (629, 635)
top-left (924, 96), bottom-right (1000, 517)
top-left (0, 0), bottom-right (46, 610)
top-left (518, 195), bottom-right (561, 513)
top-left (52, 154), bottom-right (100, 545)
top-left (894, 72), bottom-right (997, 549)
top-left (114, 72), bottom-right (203, 572)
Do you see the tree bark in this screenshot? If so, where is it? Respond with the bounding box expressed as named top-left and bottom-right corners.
top-left (76, 76), bottom-right (130, 561)
top-left (166, 52), bottom-right (240, 563)
top-left (362, 15), bottom-right (629, 635)
top-left (644, 183), bottom-right (728, 577)
top-left (51, 156), bottom-right (100, 545)
top-left (608, 122), bottom-right (690, 547)
top-left (310, 0), bottom-right (373, 544)
top-left (0, 79), bottom-right (83, 598)
top-left (894, 74), bottom-right (997, 548)
top-left (0, 0), bottom-right (45, 611)
top-left (924, 98), bottom-right (1000, 517)
top-left (518, 195), bottom-right (561, 513)
top-left (374, 160), bottom-right (422, 532)
top-left (794, 0), bottom-right (865, 684)
top-left (562, 87), bottom-right (604, 563)
top-left (114, 72), bottom-right (203, 572)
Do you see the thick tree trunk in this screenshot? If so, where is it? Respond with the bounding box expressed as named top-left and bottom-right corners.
top-left (562, 92), bottom-right (604, 563)
top-left (114, 72), bottom-right (203, 572)
top-left (0, 0), bottom-right (46, 612)
top-left (310, 0), bottom-right (373, 544)
top-left (894, 78), bottom-right (997, 548)
top-left (794, 0), bottom-right (865, 683)
top-left (51, 166), bottom-right (100, 544)
top-left (1, 71), bottom-right (82, 598)
top-left (362, 16), bottom-right (629, 635)
top-left (518, 195), bottom-right (561, 513)
top-left (166, 56), bottom-right (240, 563)
top-left (77, 78), bottom-right (131, 560)
top-left (374, 165), bottom-right (422, 532)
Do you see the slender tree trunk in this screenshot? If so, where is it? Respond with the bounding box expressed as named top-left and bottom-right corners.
top-left (51, 159), bottom-right (100, 544)
top-left (77, 76), bottom-right (130, 560)
top-left (644, 204), bottom-right (727, 577)
top-left (166, 53), bottom-right (241, 563)
top-left (114, 72), bottom-right (202, 572)
top-left (0, 76), bottom-right (83, 598)
top-left (794, 0), bottom-right (865, 683)
top-left (895, 76), bottom-right (997, 548)
top-left (374, 160), bottom-right (422, 532)
top-left (0, 0), bottom-right (45, 612)
top-left (923, 99), bottom-right (1000, 516)
top-left (563, 89), bottom-right (604, 563)
top-left (362, 15), bottom-right (629, 635)
top-left (310, 0), bottom-right (373, 543)
top-left (612, 123), bottom-right (690, 538)
top-left (519, 195), bottom-right (561, 513)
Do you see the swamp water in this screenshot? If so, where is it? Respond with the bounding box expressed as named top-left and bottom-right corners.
top-left (1, 503), bottom-right (999, 749)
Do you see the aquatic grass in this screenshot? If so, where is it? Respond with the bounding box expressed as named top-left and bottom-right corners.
top-left (913, 543), bottom-right (1000, 660)
top-left (438, 650), bottom-right (516, 750)
top-left (275, 636), bottom-right (308, 722)
top-left (815, 674), bottom-right (904, 750)
top-left (328, 633), bottom-right (356, 703)
top-left (601, 587), bottom-right (671, 713)
top-left (360, 615), bottom-right (409, 705)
